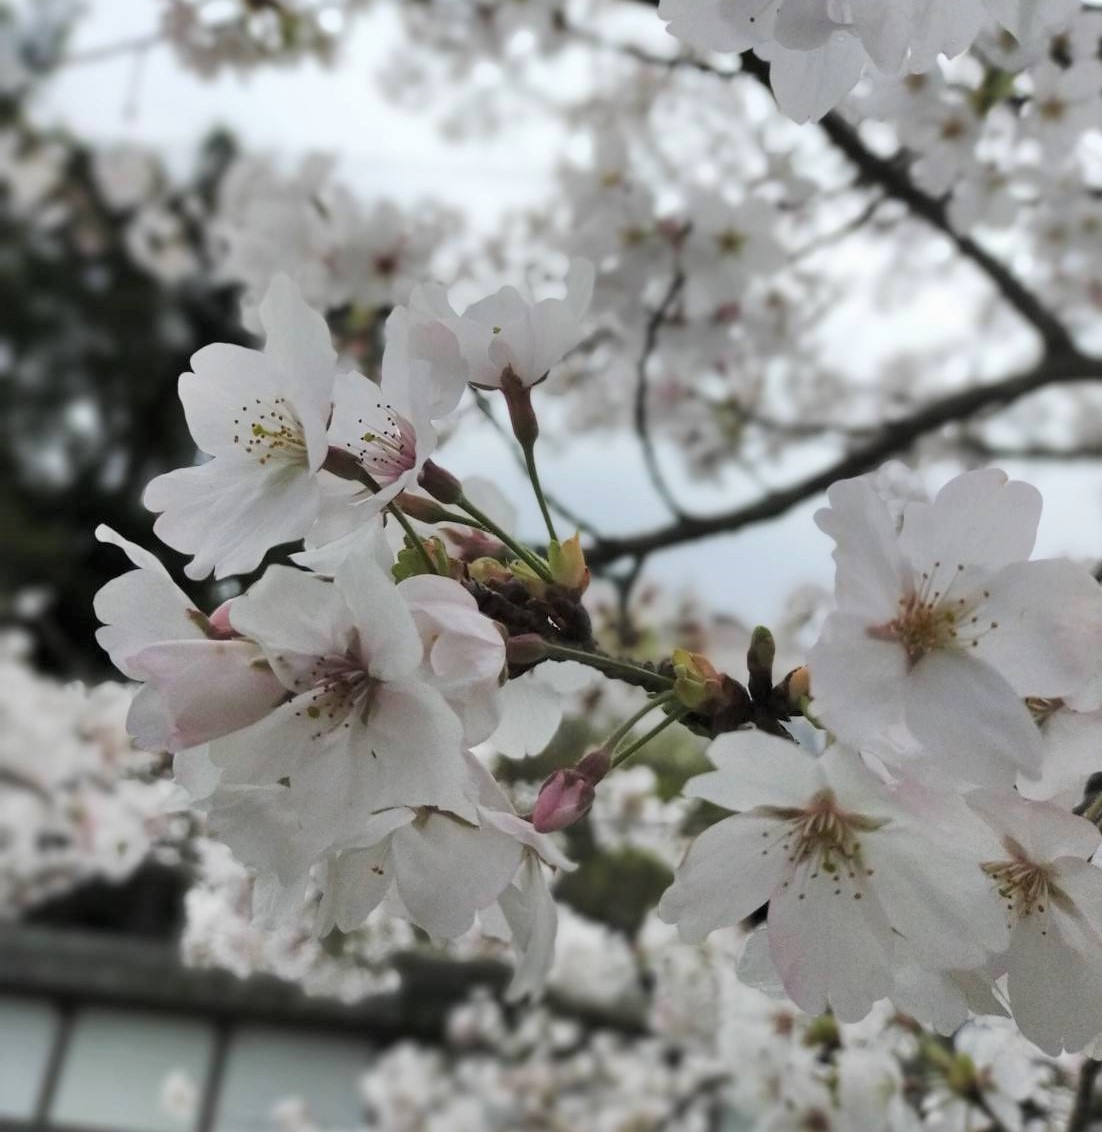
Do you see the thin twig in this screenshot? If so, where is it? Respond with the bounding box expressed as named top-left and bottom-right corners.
top-left (635, 267), bottom-right (688, 518)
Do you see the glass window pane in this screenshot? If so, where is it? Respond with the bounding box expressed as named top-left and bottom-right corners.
top-left (51, 1009), bottom-right (212, 1132)
top-left (0, 996), bottom-right (59, 1118)
top-left (215, 1028), bottom-right (372, 1132)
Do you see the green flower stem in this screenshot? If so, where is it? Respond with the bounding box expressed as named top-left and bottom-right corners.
top-left (540, 643), bottom-right (674, 694)
top-left (387, 502), bottom-right (439, 576)
top-left (610, 708), bottom-right (688, 770)
top-left (456, 493), bottom-right (553, 582)
top-left (603, 690), bottom-right (679, 753)
top-left (523, 441), bottom-right (559, 544)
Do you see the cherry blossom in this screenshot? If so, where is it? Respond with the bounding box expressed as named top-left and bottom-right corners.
top-left (659, 731), bottom-right (1006, 1020)
top-left (969, 789), bottom-right (1102, 1054)
top-left (807, 469), bottom-right (1102, 786)
top-left (209, 553), bottom-right (478, 820)
top-left (143, 275), bottom-right (342, 580)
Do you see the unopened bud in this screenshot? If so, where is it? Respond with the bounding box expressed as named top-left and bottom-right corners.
top-left (671, 648), bottom-right (723, 711)
top-left (779, 665), bottom-right (811, 713)
top-left (468, 557), bottom-right (513, 585)
top-left (418, 459), bottom-right (464, 505)
top-left (531, 770), bottom-right (594, 832)
top-left (502, 379), bottom-right (540, 449)
top-left (548, 533), bottom-right (590, 593)
top-left (747, 626), bottom-right (775, 701)
top-left (396, 492), bottom-right (451, 524)
top-left (322, 445), bottom-right (367, 484)
top-left (506, 634), bottom-right (549, 667)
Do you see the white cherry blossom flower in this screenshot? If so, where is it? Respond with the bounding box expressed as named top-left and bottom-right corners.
top-left (808, 469), bottom-right (1102, 786)
top-left (209, 553), bottom-right (479, 822)
top-left (969, 789), bottom-right (1102, 1054)
top-left (399, 260), bottom-right (595, 393)
top-left (317, 753), bottom-right (572, 996)
top-left (143, 275), bottom-right (341, 580)
top-left (659, 732), bottom-right (1006, 1021)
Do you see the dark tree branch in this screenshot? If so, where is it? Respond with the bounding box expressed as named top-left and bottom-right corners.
top-left (1067, 1058), bottom-right (1102, 1132)
top-left (588, 351), bottom-right (1100, 567)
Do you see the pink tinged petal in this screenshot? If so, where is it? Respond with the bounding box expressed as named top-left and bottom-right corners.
top-left (688, 730), bottom-right (824, 812)
top-left (767, 857), bottom-right (896, 1022)
top-left (807, 617), bottom-right (908, 744)
top-left (898, 469), bottom-right (1042, 576)
top-left (126, 639), bottom-right (287, 752)
top-left (229, 566), bottom-right (353, 688)
top-left (144, 457), bottom-right (321, 581)
top-left (975, 559), bottom-right (1102, 697)
top-left (904, 650), bottom-right (1042, 786)
top-left (391, 814), bottom-right (524, 939)
top-left (335, 559), bottom-right (423, 681)
top-left (318, 844), bottom-right (395, 934)
top-left (500, 856), bottom-right (558, 1002)
top-left (125, 684), bottom-right (176, 754)
top-left (658, 814), bottom-right (787, 942)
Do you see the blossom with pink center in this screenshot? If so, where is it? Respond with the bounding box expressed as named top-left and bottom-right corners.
top-left (93, 526), bottom-right (285, 753)
top-left (659, 731), bottom-right (1006, 1021)
top-left (808, 469), bottom-right (1102, 786)
top-left (207, 551), bottom-right (485, 823)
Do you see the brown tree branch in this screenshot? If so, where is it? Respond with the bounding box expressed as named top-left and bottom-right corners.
top-left (588, 351), bottom-right (1100, 567)
top-left (1067, 1058), bottom-right (1102, 1132)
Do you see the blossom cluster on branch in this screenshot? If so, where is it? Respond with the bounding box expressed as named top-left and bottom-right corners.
top-left (90, 263), bottom-right (1102, 1058)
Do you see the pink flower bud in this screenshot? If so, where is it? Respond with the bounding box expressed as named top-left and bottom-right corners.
top-left (530, 748), bottom-right (609, 833)
top-left (206, 599), bottom-right (238, 639)
top-left (531, 769), bottom-right (595, 833)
